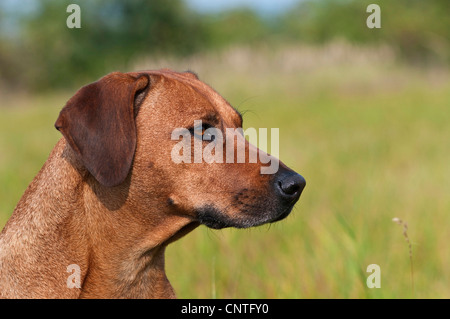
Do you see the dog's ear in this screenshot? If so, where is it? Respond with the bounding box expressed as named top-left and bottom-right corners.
top-left (55, 72), bottom-right (150, 187)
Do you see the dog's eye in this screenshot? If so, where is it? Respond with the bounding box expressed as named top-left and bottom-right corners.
top-left (190, 123), bottom-right (216, 142)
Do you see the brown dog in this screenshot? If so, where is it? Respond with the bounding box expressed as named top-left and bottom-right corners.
top-left (0, 69), bottom-right (305, 298)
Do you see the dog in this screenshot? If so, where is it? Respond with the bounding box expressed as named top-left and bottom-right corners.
top-left (0, 69), bottom-right (305, 298)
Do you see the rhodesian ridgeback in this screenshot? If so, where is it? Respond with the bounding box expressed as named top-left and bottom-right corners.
top-left (0, 69), bottom-right (305, 298)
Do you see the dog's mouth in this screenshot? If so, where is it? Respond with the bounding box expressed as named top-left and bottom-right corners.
top-left (196, 205), bottom-right (242, 229)
top-left (269, 205), bottom-right (294, 223)
top-left (195, 202), bottom-right (296, 230)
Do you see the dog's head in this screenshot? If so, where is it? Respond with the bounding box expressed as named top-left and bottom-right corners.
top-left (55, 70), bottom-right (305, 230)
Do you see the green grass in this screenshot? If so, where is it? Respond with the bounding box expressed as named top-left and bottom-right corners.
top-left (1, 45), bottom-right (450, 298)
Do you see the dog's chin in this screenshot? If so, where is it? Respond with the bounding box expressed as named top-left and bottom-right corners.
top-left (195, 204), bottom-right (294, 230)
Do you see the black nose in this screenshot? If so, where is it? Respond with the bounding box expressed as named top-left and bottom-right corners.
top-left (276, 172), bottom-right (306, 200)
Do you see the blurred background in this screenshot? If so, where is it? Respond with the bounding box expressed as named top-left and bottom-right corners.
top-left (0, 0), bottom-right (449, 298)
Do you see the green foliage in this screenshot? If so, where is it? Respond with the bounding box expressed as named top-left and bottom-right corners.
top-left (0, 0), bottom-right (207, 90)
top-left (278, 0), bottom-right (450, 63)
top-left (202, 9), bottom-right (268, 49)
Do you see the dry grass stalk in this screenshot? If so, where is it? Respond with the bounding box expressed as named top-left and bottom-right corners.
top-left (392, 217), bottom-right (414, 295)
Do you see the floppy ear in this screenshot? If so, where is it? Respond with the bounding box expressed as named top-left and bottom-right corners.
top-left (55, 72), bottom-right (150, 187)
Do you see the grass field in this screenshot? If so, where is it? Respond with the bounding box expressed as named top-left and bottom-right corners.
top-left (1, 44), bottom-right (449, 298)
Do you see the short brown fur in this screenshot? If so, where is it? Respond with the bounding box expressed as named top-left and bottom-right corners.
top-left (0, 70), bottom-right (304, 298)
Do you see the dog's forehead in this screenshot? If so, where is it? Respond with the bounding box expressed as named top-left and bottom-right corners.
top-left (134, 69), bottom-right (242, 127)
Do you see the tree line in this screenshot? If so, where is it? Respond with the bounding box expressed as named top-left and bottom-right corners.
top-left (0, 0), bottom-right (448, 91)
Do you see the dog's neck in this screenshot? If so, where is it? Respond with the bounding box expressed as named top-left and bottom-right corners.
top-left (78, 179), bottom-right (197, 298)
top-left (0, 139), bottom-right (197, 298)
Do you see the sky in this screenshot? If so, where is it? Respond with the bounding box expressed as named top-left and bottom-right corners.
top-left (185, 0), bottom-right (301, 15)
